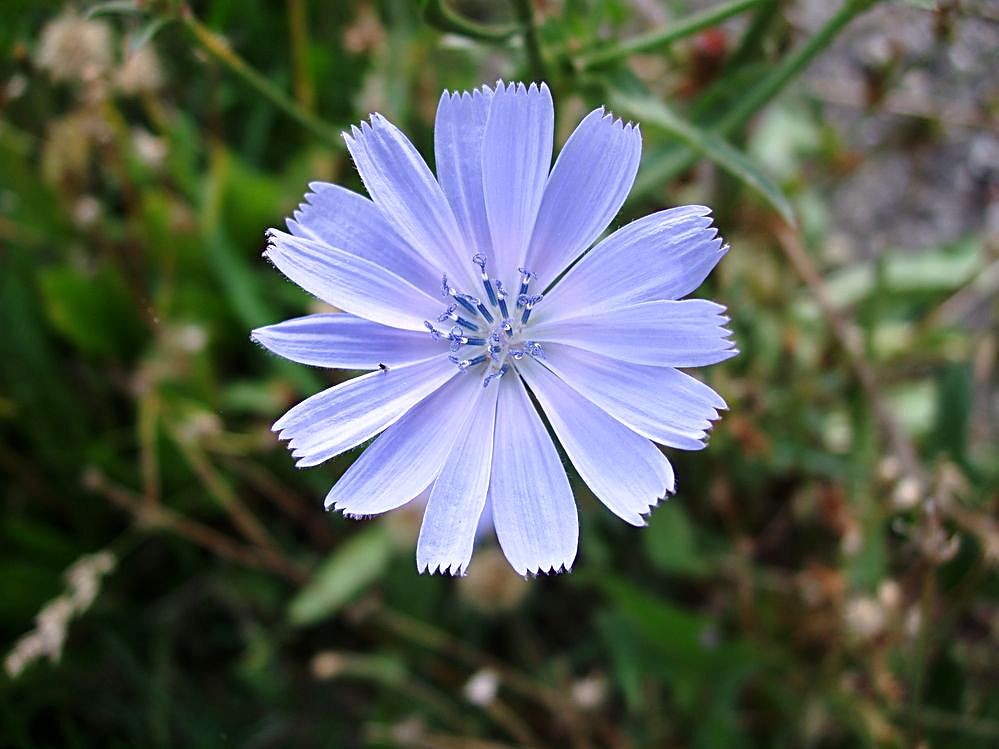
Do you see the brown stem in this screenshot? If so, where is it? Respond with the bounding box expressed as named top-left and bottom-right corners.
top-left (169, 426), bottom-right (278, 551)
top-left (774, 223), bottom-right (924, 485)
top-left (370, 606), bottom-right (592, 749)
top-left (226, 458), bottom-right (334, 549)
top-left (88, 469), bottom-right (306, 583)
top-left (138, 390), bottom-right (161, 510)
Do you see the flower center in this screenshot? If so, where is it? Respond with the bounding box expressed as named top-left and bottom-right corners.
top-left (424, 255), bottom-right (545, 387)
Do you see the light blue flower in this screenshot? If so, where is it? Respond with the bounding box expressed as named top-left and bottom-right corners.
top-left (252, 81), bottom-right (736, 576)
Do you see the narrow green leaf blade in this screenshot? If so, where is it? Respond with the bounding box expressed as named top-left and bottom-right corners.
top-left (84, 0), bottom-right (142, 19)
top-left (609, 88), bottom-right (795, 225)
top-left (288, 526), bottom-right (393, 626)
top-left (128, 17), bottom-right (170, 53)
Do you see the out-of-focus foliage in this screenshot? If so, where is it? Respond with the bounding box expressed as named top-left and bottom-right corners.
top-left (1, 1), bottom-right (996, 747)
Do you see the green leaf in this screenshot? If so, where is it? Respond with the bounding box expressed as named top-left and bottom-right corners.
top-left (595, 573), bottom-right (756, 671)
top-left (38, 265), bottom-right (143, 358)
top-left (84, 0), bottom-right (142, 19)
top-left (931, 363), bottom-right (972, 464)
top-left (822, 237), bottom-right (981, 308)
top-left (643, 504), bottom-right (710, 576)
top-left (288, 525), bottom-right (393, 627)
top-left (607, 87), bottom-right (795, 225)
top-left (128, 17), bottom-right (171, 53)
top-left (846, 510), bottom-right (887, 592)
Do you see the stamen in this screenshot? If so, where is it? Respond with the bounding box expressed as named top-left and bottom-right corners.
top-left (449, 353), bottom-right (487, 372)
top-left (424, 321), bottom-right (442, 341)
top-left (472, 253), bottom-right (498, 307)
top-left (438, 303), bottom-right (479, 332)
top-left (482, 363), bottom-right (509, 388)
top-left (487, 332), bottom-right (503, 361)
top-left (450, 329), bottom-right (487, 347)
top-left (475, 299), bottom-right (494, 323)
top-left (520, 293), bottom-right (543, 324)
top-left (437, 303), bottom-right (457, 323)
top-left (495, 280), bottom-right (509, 319)
top-left (432, 257), bottom-right (547, 384)
top-left (524, 341), bottom-right (545, 359)
top-left (453, 292), bottom-right (479, 318)
top-left (516, 267), bottom-right (536, 308)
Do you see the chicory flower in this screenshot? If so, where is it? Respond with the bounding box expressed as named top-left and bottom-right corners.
top-left (253, 81), bottom-right (735, 576)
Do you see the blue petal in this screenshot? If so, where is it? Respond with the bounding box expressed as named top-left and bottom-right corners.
top-left (274, 355), bottom-right (456, 467)
top-left (325, 373), bottom-right (484, 515)
top-left (344, 115), bottom-right (478, 291)
top-left (519, 357), bottom-right (673, 526)
top-left (538, 206), bottom-right (726, 321)
top-left (265, 229), bottom-right (441, 331)
top-left (525, 108), bottom-right (641, 289)
top-left (251, 313), bottom-right (438, 370)
top-left (538, 343), bottom-right (725, 451)
top-left (416, 380), bottom-right (500, 575)
top-left (529, 299), bottom-right (738, 367)
top-left (287, 182), bottom-right (440, 294)
top-left (489, 374), bottom-right (577, 576)
top-left (481, 81), bottom-right (553, 288)
top-left (434, 86), bottom-right (495, 263)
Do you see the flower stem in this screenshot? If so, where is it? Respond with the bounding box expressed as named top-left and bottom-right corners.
top-left (179, 6), bottom-right (343, 148)
top-left (578, 0), bottom-right (766, 70)
top-left (717, 0), bottom-right (880, 135)
top-left (287, 0), bottom-right (316, 112)
top-left (419, 0), bottom-right (518, 41)
top-left (512, 0), bottom-right (549, 82)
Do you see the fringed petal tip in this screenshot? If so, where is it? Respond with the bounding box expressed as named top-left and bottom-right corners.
top-left (492, 79), bottom-right (551, 98)
top-left (263, 226), bottom-right (307, 257)
top-left (320, 501), bottom-right (380, 521)
top-left (635, 488), bottom-right (677, 526)
top-left (339, 511), bottom-right (374, 521)
top-left (629, 478), bottom-right (679, 527)
top-left (605, 489), bottom-right (679, 528)
top-left (520, 561), bottom-right (574, 578)
top-left (341, 112), bottom-right (402, 146)
top-left (592, 105), bottom-right (641, 134)
top-left (440, 82), bottom-right (495, 105)
top-left (417, 560), bottom-right (469, 577)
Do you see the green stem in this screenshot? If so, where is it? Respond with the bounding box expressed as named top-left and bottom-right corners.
top-left (890, 705), bottom-right (999, 740)
top-left (628, 0), bottom-right (881, 198)
top-left (288, 0), bottom-right (316, 112)
top-left (579, 0), bottom-right (765, 69)
top-left (512, 0), bottom-right (548, 81)
top-left (419, 0), bottom-right (518, 42)
top-left (717, 0), bottom-right (879, 135)
top-left (723, 0), bottom-right (782, 72)
top-left (179, 6), bottom-right (343, 148)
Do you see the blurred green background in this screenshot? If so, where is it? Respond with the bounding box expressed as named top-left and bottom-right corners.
top-left (1, 0), bottom-right (997, 746)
